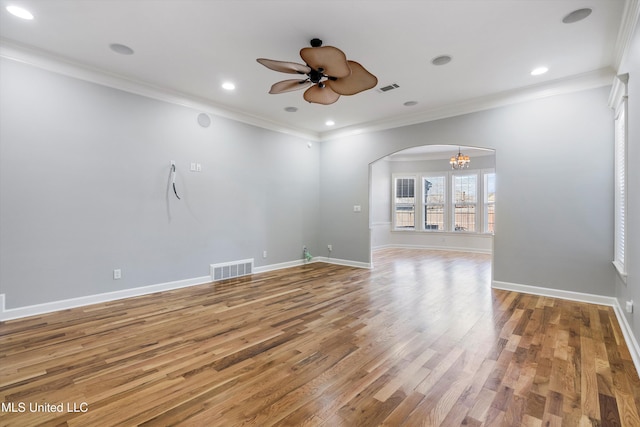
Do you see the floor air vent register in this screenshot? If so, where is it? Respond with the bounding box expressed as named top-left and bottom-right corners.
top-left (210, 259), bottom-right (254, 282)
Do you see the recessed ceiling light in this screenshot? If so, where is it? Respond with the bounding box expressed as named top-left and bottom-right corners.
top-left (6, 5), bottom-right (34, 20)
top-left (325, 120), bottom-right (335, 126)
top-left (562, 8), bottom-right (592, 24)
top-left (222, 82), bottom-right (236, 91)
top-left (109, 43), bottom-right (134, 55)
top-left (284, 106), bottom-right (298, 112)
top-left (431, 55), bottom-right (452, 66)
top-left (531, 66), bottom-right (549, 76)
top-left (404, 101), bottom-right (418, 107)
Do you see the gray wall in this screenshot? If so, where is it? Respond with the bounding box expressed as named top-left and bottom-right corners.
top-left (320, 86), bottom-right (615, 296)
top-left (370, 153), bottom-right (496, 251)
top-left (0, 56), bottom-right (619, 329)
top-left (0, 58), bottom-right (319, 308)
top-left (615, 22), bottom-right (640, 344)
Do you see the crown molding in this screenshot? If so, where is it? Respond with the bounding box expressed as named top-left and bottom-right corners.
top-left (0, 38), bottom-right (321, 142)
top-left (614, 0), bottom-right (640, 70)
top-left (320, 67), bottom-right (616, 141)
top-left (0, 38), bottom-right (617, 143)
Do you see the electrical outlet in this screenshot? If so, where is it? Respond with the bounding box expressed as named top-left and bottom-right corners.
top-left (263, 250), bottom-right (267, 258)
top-left (328, 244), bottom-right (332, 252)
top-left (626, 300), bottom-right (634, 313)
top-left (113, 269), bottom-right (122, 280)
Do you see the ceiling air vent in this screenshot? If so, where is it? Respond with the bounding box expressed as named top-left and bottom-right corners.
top-left (377, 83), bottom-right (400, 93)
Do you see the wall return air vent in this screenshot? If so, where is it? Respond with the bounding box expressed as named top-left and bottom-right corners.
top-left (210, 259), bottom-right (254, 282)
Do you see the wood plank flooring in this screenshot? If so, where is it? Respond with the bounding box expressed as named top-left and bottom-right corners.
top-left (1, 248), bottom-right (639, 426)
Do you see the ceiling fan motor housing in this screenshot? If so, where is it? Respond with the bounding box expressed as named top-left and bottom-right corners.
top-left (308, 69), bottom-right (324, 83)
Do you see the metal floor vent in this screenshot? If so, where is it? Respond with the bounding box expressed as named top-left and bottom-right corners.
top-left (210, 259), bottom-right (254, 282)
top-left (377, 83), bottom-right (399, 93)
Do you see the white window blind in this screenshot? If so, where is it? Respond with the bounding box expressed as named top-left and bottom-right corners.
top-left (614, 105), bottom-right (627, 275)
top-left (609, 73), bottom-right (628, 280)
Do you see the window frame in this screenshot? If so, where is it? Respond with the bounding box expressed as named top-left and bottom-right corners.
top-left (609, 74), bottom-right (628, 282)
top-left (392, 175), bottom-right (417, 230)
top-left (451, 172), bottom-right (479, 233)
top-left (422, 175), bottom-right (446, 231)
top-left (391, 169), bottom-right (495, 234)
top-left (483, 171), bottom-right (496, 234)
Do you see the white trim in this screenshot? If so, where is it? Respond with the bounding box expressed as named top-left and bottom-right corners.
top-left (0, 40), bottom-right (320, 142)
top-left (613, 260), bottom-right (628, 284)
top-left (613, 0), bottom-right (640, 71)
top-left (492, 280), bottom-right (617, 305)
top-left (608, 73), bottom-right (629, 110)
top-left (314, 256), bottom-right (371, 269)
top-left (373, 243), bottom-right (492, 255)
top-left (321, 68), bottom-right (615, 141)
top-left (0, 40), bottom-right (614, 143)
top-left (492, 280), bottom-right (640, 374)
top-left (0, 276), bottom-right (210, 322)
top-left (253, 256), bottom-right (371, 273)
top-left (611, 300), bottom-right (640, 376)
top-left (0, 257), bottom-right (370, 321)
top-left (609, 74), bottom-right (629, 280)
top-left (253, 259), bottom-right (308, 274)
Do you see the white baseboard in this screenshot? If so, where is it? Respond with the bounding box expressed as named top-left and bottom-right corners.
top-left (492, 280), bottom-right (618, 306)
top-left (253, 256), bottom-right (370, 274)
top-left (253, 259), bottom-right (306, 274)
top-left (0, 257), bottom-right (370, 322)
top-left (493, 280), bottom-right (640, 376)
top-left (314, 256), bottom-right (371, 269)
top-left (373, 243), bottom-right (492, 255)
top-left (0, 276), bottom-right (210, 322)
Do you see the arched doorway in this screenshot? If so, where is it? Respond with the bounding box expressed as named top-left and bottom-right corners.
top-left (369, 144), bottom-right (496, 269)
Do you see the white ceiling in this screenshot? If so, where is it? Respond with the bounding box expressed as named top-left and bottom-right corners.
top-left (0, 0), bottom-right (636, 140)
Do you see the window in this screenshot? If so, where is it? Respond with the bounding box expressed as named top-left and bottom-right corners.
top-left (394, 177), bottom-right (415, 229)
top-left (452, 174), bottom-right (477, 232)
top-left (610, 74), bottom-right (628, 280)
top-left (392, 169), bottom-right (494, 233)
top-left (484, 173), bottom-right (496, 233)
top-left (423, 176), bottom-right (445, 230)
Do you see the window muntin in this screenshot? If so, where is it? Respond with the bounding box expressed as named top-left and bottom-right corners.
top-left (452, 174), bottom-right (477, 232)
top-left (392, 170), bottom-right (494, 234)
top-left (394, 177), bottom-right (415, 229)
top-left (423, 176), bottom-right (445, 230)
top-left (484, 173), bottom-right (496, 233)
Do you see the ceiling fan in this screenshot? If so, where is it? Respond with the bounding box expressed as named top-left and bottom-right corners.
top-left (257, 38), bottom-right (378, 105)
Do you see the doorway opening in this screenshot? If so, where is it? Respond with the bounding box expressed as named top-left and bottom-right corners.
top-left (369, 144), bottom-right (496, 271)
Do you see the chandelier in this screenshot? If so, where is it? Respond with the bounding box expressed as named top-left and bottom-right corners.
top-left (450, 147), bottom-right (470, 169)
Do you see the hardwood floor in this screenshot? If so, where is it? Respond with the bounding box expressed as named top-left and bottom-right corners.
top-left (1, 248), bottom-right (639, 426)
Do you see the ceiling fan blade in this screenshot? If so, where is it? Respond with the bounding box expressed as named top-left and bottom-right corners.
top-left (257, 58), bottom-right (311, 74)
top-left (269, 79), bottom-right (312, 94)
top-left (326, 61), bottom-right (378, 95)
top-left (300, 46), bottom-right (351, 78)
top-left (303, 84), bottom-right (340, 105)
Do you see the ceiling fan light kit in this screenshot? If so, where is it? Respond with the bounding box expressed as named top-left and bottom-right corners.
top-left (257, 38), bottom-right (377, 105)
